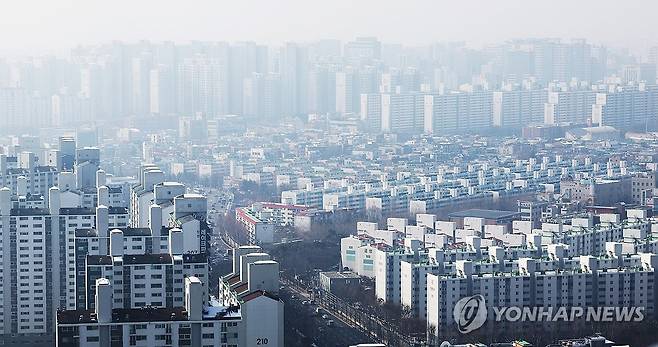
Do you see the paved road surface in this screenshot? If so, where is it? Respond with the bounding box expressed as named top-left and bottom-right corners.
top-left (281, 280), bottom-right (374, 347)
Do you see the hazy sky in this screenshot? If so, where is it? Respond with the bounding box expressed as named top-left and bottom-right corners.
top-left (1, 0), bottom-right (657, 55)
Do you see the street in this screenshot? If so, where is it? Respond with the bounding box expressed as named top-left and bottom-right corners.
top-left (280, 279), bottom-right (375, 347)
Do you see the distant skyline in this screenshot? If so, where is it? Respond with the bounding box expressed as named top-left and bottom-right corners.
top-left (1, 0), bottom-right (657, 57)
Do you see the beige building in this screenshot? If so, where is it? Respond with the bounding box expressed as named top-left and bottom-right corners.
top-left (631, 172), bottom-right (657, 205)
top-left (561, 177), bottom-right (631, 206)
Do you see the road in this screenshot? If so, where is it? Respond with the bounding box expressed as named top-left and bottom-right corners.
top-left (281, 279), bottom-right (374, 347)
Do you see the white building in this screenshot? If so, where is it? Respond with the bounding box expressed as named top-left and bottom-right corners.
top-left (218, 246), bottom-right (284, 347)
top-left (84, 228), bottom-right (209, 311)
top-left (0, 185), bottom-right (130, 346)
top-left (423, 91), bottom-right (493, 135)
top-left (57, 276), bottom-right (241, 347)
top-left (427, 254), bottom-right (658, 339)
top-left (235, 207), bottom-right (275, 244)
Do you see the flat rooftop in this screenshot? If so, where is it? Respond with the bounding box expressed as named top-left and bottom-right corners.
top-left (58, 307), bottom-right (187, 324)
top-left (449, 209), bottom-right (520, 220)
top-left (87, 253), bottom-right (207, 266)
top-left (75, 227), bottom-right (152, 238)
top-left (58, 302), bottom-right (241, 325)
top-left (320, 271), bottom-right (361, 280)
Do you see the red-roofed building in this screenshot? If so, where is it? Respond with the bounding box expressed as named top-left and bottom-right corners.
top-left (235, 207), bottom-right (275, 244)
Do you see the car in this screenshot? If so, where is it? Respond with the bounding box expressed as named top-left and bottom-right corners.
top-left (326, 320), bottom-right (334, 326)
top-left (321, 314), bottom-right (328, 320)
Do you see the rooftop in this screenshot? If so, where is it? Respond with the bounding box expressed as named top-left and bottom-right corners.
top-left (10, 208), bottom-right (48, 216)
top-left (57, 301), bottom-right (241, 325)
top-left (59, 207), bottom-right (128, 215)
top-left (122, 254), bottom-right (174, 265)
top-left (449, 209), bottom-right (520, 220)
top-left (242, 290), bottom-right (279, 302)
top-left (87, 253), bottom-right (206, 265)
top-left (320, 271), bottom-right (361, 280)
top-left (226, 274), bottom-right (241, 285)
top-left (75, 227), bottom-right (152, 238)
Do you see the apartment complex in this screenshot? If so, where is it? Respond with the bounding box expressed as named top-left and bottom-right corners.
top-left (340, 210), bottom-right (658, 339)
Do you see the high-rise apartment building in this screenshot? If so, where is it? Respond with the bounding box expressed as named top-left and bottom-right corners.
top-left (57, 276), bottom-right (241, 347)
top-left (336, 69), bottom-right (356, 116)
top-left (493, 89), bottom-right (547, 127)
top-left (544, 89), bottom-right (596, 125)
top-left (176, 56), bottom-right (228, 117)
top-left (423, 91), bottom-right (493, 135)
top-left (149, 64), bottom-right (175, 115)
top-left (381, 92), bottom-right (426, 133)
top-left (592, 84), bottom-right (658, 131)
top-left (344, 37), bottom-right (382, 65)
top-left (228, 42), bottom-right (268, 115)
top-left (280, 43), bottom-right (308, 116)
